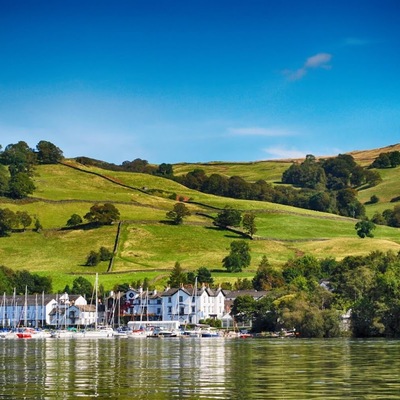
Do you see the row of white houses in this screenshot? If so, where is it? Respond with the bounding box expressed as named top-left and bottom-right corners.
top-left (0, 292), bottom-right (98, 328)
top-left (0, 286), bottom-right (266, 329)
top-left (123, 284), bottom-right (226, 325)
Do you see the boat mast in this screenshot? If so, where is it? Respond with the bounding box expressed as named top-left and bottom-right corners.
top-left (2, 292), bottom-right (5, 328)
top-left (35, 294), bottom-right (38, 328)
top-left (24, 285), bottom-right (28, 327)
top-left (41, 291), bottom-right (45, 328)
top-left (13, 288), bottom-right (16, 329)
top-left (95, 273), bottom-right (98, 330)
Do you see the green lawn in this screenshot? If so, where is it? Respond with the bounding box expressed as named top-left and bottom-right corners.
top-left (1, 157), bottom-right (400, 293)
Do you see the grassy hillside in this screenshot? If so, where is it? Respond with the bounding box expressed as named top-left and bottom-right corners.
top-left (0, 145), bottom-right (399, 292)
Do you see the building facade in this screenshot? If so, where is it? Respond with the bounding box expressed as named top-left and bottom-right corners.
top-left (124, 285), bottom-right (226, 324)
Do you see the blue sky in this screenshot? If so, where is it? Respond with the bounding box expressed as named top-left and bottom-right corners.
top-left (0, 0), bottom-right (399, 164)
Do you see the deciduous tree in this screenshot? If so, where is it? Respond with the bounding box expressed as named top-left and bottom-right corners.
top-left (222, 240), bottom-right (251, 272)
top-left (242, 212), bottom-right (257, 238)
top-left (214, 206), bottom-right (242, 228)
top-left (166, 202), bottom-right (191, 225)
top-left (355, 219), bottom-right (376, 238)
top-left (84, 203), bottom-right (120, 225)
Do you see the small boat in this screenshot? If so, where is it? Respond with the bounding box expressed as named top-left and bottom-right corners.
top-left (200, 328), bottom-right (220, 338)
top-left (50, 329), bottom-right (77, 339)
top-left (149, 327), bottom-right (180, 338)
top-left (0, 330), bottom-right (16, 339)
top-left (16, 328), bottom-right (51, 339)
top-left (75, 326), bottom-right (114, 338)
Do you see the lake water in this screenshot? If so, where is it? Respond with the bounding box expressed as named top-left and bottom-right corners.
top-left (1, 337), bottom-right (400, 399)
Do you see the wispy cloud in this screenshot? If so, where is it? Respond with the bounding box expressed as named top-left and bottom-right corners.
top-left (228, 127), bottom-right (295, 137)
top-left (283, 52), bottom-right (332, 81)
top-left (343, 37), bottom-right (374, 46)
top-left (263, 146), bottom-right (308, 159)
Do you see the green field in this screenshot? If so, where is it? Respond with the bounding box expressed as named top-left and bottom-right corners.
top-left (0, 149), bottom-right (399, 292)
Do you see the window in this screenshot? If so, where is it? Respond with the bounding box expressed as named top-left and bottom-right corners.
top-left (168, 307), bottom-right (172, 313)
top-left (180, 306), bottom-right (185, 315)
top-left (157, 299), bottom-right (162, 304)
top-left (179, 296), bottom-right (183, 302)
top-left (191, 306), bottom-right (195, 313)
top-left (168, 297), bottom-right (171, 303)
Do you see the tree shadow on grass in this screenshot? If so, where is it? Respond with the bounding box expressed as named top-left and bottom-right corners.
top-left (60, 222), bottom-right (103, 231)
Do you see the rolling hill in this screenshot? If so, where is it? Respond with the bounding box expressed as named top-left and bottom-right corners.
top-left (0, 144), bottom-right (399, 292)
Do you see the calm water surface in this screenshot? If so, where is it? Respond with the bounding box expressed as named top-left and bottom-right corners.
top-left (1, 337), bottom-right (400, 399)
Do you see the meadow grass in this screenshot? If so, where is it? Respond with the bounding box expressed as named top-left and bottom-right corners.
top-left (173, 160), bottom-right (290, 183)
top-left (1, 152), bottom-right (400, 292)
top-left (358, 166), bottom-right (400, 216)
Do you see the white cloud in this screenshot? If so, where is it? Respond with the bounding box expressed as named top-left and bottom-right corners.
top-left (304, 53), bottom-right (332, 69)
top-left (228, 127), bottom-right (295, 137)
top-left (263, 146), bottom-right (308, 159)
top-left (284, 52), bottom-right (333, 81)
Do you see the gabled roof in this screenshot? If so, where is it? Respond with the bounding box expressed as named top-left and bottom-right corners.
top-left (70, 304), bottom-right (96, 312)
top-left (3, 294), bottom-right (56, 306)
top-left (161, 286), bottom-right (226, 298)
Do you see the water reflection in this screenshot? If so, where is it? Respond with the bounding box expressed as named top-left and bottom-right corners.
top-left (1, 338), bottom-right (400, 399)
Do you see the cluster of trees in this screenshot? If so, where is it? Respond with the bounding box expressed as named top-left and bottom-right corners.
top-left (74, 156), bottom-right (174, 178)
top-left (0, 265), bottom-right (52, 294)
top-left (370, 150), bottom-right (400, 169)
top-left (282, 154), bottom-right (381, 190)
top-left (66, 204), bottom-right (120, 228)
top-left (230, 250), bottom-right (400, 337)
top-left (175, 157), bottom-right (372, 218)
top-left (0, 141), bottom-right (63, 199)
top-left (62, 276), bottom-right (103, 299)
top-left (85, 247), bottom-right (113, 266)
top-left (167, 262), bottom-right (214, 287)
top-left (371, 204), bottom-right (400, 228)
top-left (213, 206), bottom-right (257, 237)
top-left (0, 208), bottom-right (42, 236)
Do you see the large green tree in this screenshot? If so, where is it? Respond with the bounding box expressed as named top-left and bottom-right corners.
top-left (36, 140), bottom-right (64, 164)
top-left (355, 220), bottom-right (376, 238)
top-left (7, 172), bottom-right (35, 199)
top-left (0, 141), bottom-right (37, 176)
top-left (166, 202), bottom-right (191, 225)
top-left (84, 203), bottom-right (120, 225)
top-left (0, 208), bottom-right (16, 236)
top-left (168, 261), bottom-right (187, 287)
top-left (72, 276), bottom-right (94, 299)
top-left (214, 206), bottom-right (242, 229)
top-left (252, 256), bottom-right (284, 290)
top-left (242, 212), bottom-right (257, 238)
top-left (222, 240), bottom-right (251, 272)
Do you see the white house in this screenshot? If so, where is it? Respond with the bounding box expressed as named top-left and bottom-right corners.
top-left (0, 293), bottom-right (57, 328)
top-left (124, 288), bottom-right (163, 320)
top-left (123, 285), bottom-right (226, 324)
top-left (48, 294), bottom-right (92, 327)
top-left (0, 293), bottom-right (88, 328)
top-left (161, 285), bottom-right (226, 324)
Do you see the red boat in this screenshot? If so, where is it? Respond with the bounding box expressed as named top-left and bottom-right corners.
top-left (16, 328), bottom-right (35, 339)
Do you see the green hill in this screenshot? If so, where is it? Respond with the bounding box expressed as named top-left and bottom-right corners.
top-left (0, 145), bottom-right (400, 292)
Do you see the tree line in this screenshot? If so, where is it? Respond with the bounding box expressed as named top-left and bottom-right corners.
top-left (370, 150), bottom-right (400, 169)
top-left (232, 250), bottom-right (400, 338)
top-left (0, 265), bottom-right (52, 294)
top-left (175, 154), bottom-right (382, 218)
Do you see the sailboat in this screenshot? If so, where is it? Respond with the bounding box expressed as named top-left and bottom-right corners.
top-left (76, 274), bottom-right (114, 338)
